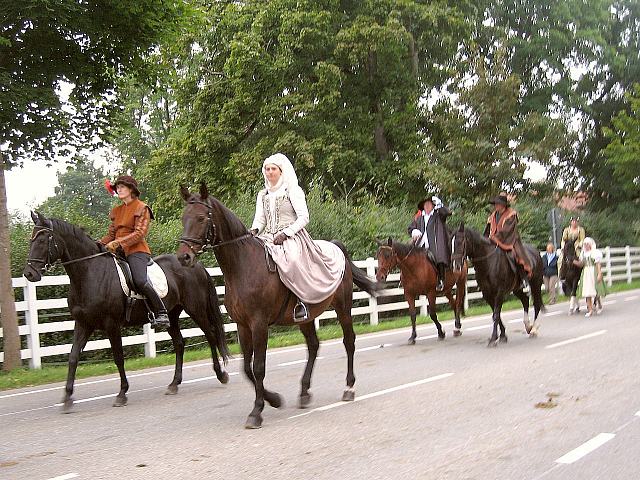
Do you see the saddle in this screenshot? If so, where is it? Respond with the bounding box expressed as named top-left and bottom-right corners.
top-left (113, 257), bottom-right (169, 323)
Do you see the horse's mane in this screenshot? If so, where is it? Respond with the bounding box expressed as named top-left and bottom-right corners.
top-left (189, 194), bottom-right (249, 238)
top-left (464, 225), bottom-right (493, 247)
top-left (50, 218), bottom-right (94, 243)
top-left (392, 241), bottom-right (428, 257)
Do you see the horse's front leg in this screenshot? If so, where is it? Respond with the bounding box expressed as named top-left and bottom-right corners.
top-left (245, 323), bottom-right (280, 429)
top-left (513, 289), bottom-right (531, 334)
top-left (488, 300), bottom-right (504, 348)
top-left (407, 295), bottom-right (418, 345)
top-left (428, 291), bottom-right (445, 340)
top-left (166, 309), bottom-right (184, 395)
top-left (62, 322), bottom-right (94, 412)
top-left (107, 328), bottom-right (129, 407)
top-left (445, 288), bottom-right (461, 337)
top-left (298, 321), bottom-right (320, 408)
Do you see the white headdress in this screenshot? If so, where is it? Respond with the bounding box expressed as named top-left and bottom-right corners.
top-left (262, 153), bottom-right (299, 192)
top-left (582, 237), bottom-right (602, 261)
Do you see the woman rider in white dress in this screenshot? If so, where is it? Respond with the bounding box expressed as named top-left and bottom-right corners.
top-left (250, 153), bottom-right (345, 320)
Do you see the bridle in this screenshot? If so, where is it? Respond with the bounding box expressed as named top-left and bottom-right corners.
top-left (179, 198), bottom-right (252, 255)
top-left (451, 230), bottom-right (497, 268)
top-left (27, 225), bottom-right (109, 273)
top-left (376, 244), bottom-right (415, 278)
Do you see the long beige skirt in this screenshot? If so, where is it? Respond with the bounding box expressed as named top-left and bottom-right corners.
top-left (261, 229), bottom-right (346, 304)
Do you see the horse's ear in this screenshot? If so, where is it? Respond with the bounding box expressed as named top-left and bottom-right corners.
top-left (387, 237), bottom-right (393, 246)
top-left (199, 182), bottom-right (209, 200)
top-left (458, 221), bottom-right (465, 231)
top-left (180, 185), bottom-right (191, 202)
top-left (31, 211), bottom-right (39, 225)
top-left (36, 211), bottom-right (47, 225)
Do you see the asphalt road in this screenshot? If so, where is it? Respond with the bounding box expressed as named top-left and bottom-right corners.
top-left (2, 289), bottom-right (639, 480)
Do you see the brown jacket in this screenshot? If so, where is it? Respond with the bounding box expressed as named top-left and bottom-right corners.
top-left (485, 207), bottom-right (532, 277)
top-left (100, 198), bottom-right (152, 256)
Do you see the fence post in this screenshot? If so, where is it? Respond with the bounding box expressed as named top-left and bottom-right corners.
top-left (464, 278), bottom-right (469, 312)
top-left (605, 246), bottom-right (612, 287)
top-left (24, 281), bottom-right (41, 369)
top-left (625, 245), bottom-right (632, 284)
top-left (144, 323), bottom-right (156, 358)
top-left (366, 257), bottom-right (378, 325)
top-left (419, 295), bottom-right (428, 317)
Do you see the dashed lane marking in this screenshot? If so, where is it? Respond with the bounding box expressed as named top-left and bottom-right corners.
top-left (545, 330), bottom-right (607, 349)
top-left (288, 373), bottom-right (454, 420)
top-left (555, 433), bottom-right (616, 464)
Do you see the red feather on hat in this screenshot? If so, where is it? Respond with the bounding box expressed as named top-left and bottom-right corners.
top-left (104, 179), bottom-right (116, 196)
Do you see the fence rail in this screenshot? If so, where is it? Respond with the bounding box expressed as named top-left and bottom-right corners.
top-left (2, 246), bottom-right (639, 368)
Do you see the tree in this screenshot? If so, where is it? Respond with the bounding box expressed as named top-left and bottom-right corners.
top-left (602, 83), bottom-right (640, 199)
top-left (127, 0), bottom-right (474, 213)
top-left (0, 0), bottom-right (190, 370)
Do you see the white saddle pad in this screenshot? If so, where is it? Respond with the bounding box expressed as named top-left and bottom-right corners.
top-left (113, 258), bottom-right (169, 299)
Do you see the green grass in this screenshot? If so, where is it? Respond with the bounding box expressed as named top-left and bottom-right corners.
top-left (2, 280), bottom-right (639, 391)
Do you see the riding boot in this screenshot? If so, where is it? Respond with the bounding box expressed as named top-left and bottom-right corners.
top-left (293, 298), bottom-right (309, 322)
top-left (140, 281), bottom-right (170, 327)
top-left (436, 264), bottom-right (445, 292)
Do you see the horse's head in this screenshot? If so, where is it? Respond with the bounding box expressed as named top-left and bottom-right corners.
top-left (451, 222), bottom-right (466, 271)
top-left (23, 212), bottom-right (62, 282)
top-left (563, 238), bottom-right (577, 260)
top-left (177, 183), bottom-right (216, 267)
top-left (375, 237), bottom-right (398, 282)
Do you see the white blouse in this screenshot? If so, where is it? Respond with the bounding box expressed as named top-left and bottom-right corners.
top-left (251, 184), bottom-right (309, 237)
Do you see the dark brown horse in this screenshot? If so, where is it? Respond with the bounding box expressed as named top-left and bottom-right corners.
top-left (375, 238), bottom-right (468, 343)
top-left (177, 184), bottom-right (379, 429)
top-left (452, 223), bottom-right (544, 346)
top-left (23, 212), bottom-right (229, 410)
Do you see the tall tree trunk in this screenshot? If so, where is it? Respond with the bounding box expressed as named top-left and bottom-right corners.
top-left (0, 154), bottom-right (21, 370)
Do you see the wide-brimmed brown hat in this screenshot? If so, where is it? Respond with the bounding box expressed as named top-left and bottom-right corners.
top-left (488, 194), bottom-right (509, 207)
top-left (114, 175), bottom-right (140, 196)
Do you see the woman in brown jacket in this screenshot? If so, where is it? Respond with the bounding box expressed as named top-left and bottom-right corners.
top-left (100, 175), bottom-right (169, 327)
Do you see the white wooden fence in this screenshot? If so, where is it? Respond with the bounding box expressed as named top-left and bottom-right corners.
top-left (2, 246), bottom-right (639, 368)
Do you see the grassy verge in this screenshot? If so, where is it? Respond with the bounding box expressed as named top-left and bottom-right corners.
top-left (2, 280), bottom-right (639, 391)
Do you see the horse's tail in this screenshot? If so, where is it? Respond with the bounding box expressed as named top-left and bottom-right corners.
top-left (206, 273), bottom-right (230, 364)
top-left (331, 240), bottom-right (381, 297)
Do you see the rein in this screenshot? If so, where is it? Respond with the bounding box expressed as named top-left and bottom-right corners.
top-left (28, 226), bottom-right (110, 272)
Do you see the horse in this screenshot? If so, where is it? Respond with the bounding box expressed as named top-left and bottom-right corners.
top-left (560, 238), bottom-right (583, 314)
top-left (375, 237), bottom-right (468, 343)
top-left (176, 184), bottom-right (380, 429)
top-left (22, 212), bottom-right (229, 410)
top-left (452, 223), bottom-right (544, 347)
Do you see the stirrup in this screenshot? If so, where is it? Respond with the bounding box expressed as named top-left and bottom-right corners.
top-left (150, 312), bottom-right (170, 328)
top-left (293, 299), bottom-right (309, 322)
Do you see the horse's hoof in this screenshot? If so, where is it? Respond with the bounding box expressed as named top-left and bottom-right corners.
top-left (113, 395), bottom-right (128, 407)
top-left (217, 371), bottom-right (230, 384)
top-left (453, 329), bottom-right (462, 337)
top-left (499, 336), bottom-right (508, 343)
top-left (487, 339), bottom-right (498, 348)
top-left (299, 393), bottom-right (312, 409)
top-left (165, 385), bottom-right (179, 395)
top-left (438, 332), bottom-right (446, 341)
top-left (529, 331), bottom-right (538, 338)
top-left (265, 392), bottom-right (283, 409)
top-left (342, 388), bottom-right (355, 402)
top-left (408, 338), bottom-right (416, 345)
top-left (244, 414), bottom-right (263, 429)
top-left (62, 399), bottom-right (74, 413)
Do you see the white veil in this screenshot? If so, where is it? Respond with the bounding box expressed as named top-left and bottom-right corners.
top-left (262, 153), bottom-right (299, 192)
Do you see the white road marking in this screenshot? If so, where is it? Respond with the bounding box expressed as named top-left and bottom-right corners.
top-left (288, 373), bottom-right (454, 419)
top-left (466, 325), bottom-right (492, 331)
top-left (602, 300), bottom-right (616, 306)
top-left (355, 344), bottom-right (393, 352)
top-left (46, 474), bottom-right (78, 480)
top-left (555, 433), bottom-right (615, 464)
top-left (545, 330), bottom-right (607, 350)
top-left (278, 357), bottom-right (324, 367)
top-left (624, 295), bottom-right (638, 301)
top-left (635, 411), bottom-right (640, 417)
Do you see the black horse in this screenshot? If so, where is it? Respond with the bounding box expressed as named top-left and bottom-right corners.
top-left (561, 238), bottom-right (583, 314)
top-left (23, 212), bottom-right (229, 410)
top-left (452, 223), bottom-right (544, 346)
top-left (177, 184), bottom-right (380, 428)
